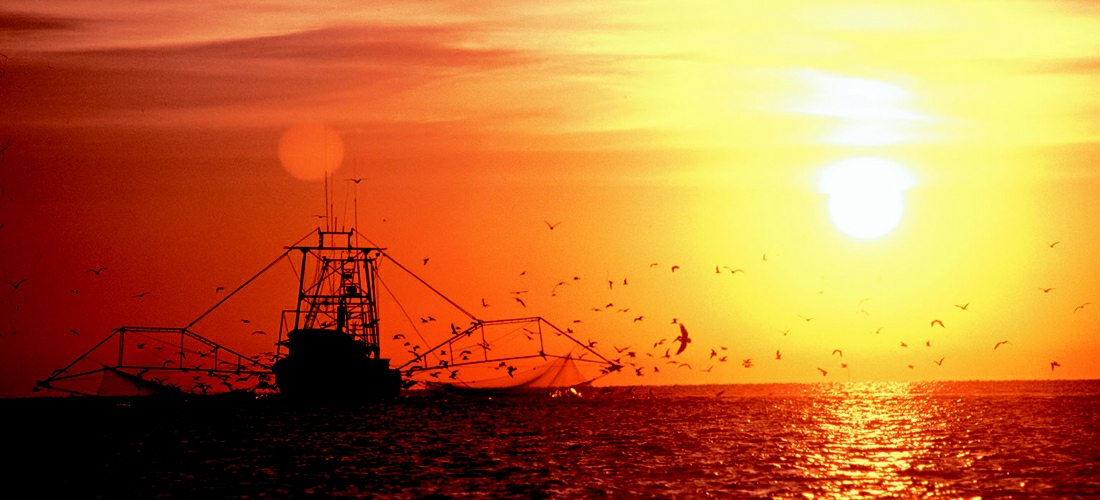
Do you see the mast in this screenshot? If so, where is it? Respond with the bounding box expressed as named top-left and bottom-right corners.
top-left (288, 229), bottom-right (384, 358)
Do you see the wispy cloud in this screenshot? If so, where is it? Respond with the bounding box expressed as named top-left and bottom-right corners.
top-left (6, 24), bottom-right (529, 127)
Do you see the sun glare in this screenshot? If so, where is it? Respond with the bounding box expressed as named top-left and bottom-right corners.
top-left (818, 157), bottom-right (915, 240)
top-left (277, 121), bottom-right (345, 181)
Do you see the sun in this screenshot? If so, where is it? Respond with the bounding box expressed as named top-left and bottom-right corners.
top-left (818, 157), bottom-right (915, 239)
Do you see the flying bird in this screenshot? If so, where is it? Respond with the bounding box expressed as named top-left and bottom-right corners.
top-left (775, 350), bottom-right (782, 360)
top-left (798, 315), bottom-right (813, 322)
top-left (934, 357), bottom-right (945, 366)
top-left (422, 258), bottom-right (429, 265)
top-left (515, 297), bottom-right (526, 307)
top-left (674, 323), bottom-right (691, 355)
top-left (346, 177), bottom-right (367, 184)
top-left (215, 286), bottom-right (225, 293)
top-left (994, 340), bottom-right (1012, 350)
top-left (1048, 241), bottom-right (1060, 248)
top-left (1051, 361), bottom-right (1061, 371)
top-left (5, 278), bottom-right (27, 290)
top-left (132, 291), bottom-right (151, 298)
top-left (0, 134), bottom-right (10, 161)
top-left (85, 266), bottom-right (108, 275)
top-left (1039, 287), bottom-right (1055, 293)
top-left (832, 349), bottom-right (843, 357)
top-left (954, 303), bottom-right (969, 311)
top-left (900, 342), bottom-right (908, 347)
top-left (251, 330), bottom-right (267, 335)
top-left (482, 298), bottom-right (489, 307)
top-left (1074, 302), bottom-right (1091, 313)
top-left (817, 367), bottom-right (827, 377)
top-left (931, 319), bottom-right (944, 328)
top-left (544, 220), bottom-right (561, 230)
top-left (742, 359), bottom-right (753, 368)
top-left (778, 328), bottom-right (790, 336)
top-left (670, 265), bottom-right (680, 273)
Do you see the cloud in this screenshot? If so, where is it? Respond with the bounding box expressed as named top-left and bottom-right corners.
top-left (5, 24), bottom-right (529, 127)
top-left (1030, 57), bottom-right (1100, 75)
top-left (0, 10), bottom-right (79, 33)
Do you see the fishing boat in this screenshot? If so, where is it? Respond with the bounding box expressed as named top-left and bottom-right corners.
top-left (35, 227), bottom-right (621, 401)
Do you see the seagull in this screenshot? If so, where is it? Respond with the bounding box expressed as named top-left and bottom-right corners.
top-left (482, 298), bottom-right (489, 307)
top-left (544, 220), bottom-right (561, 230)
top-left (132, 291), bottom-right (151, 298)
top-left (1048, 241), bottom-right (1060, 248)
top-left (5, 278), bottom-right (27, 290)
top-left (954, 303), bottom-right (969, 311)
top-left (778, 328), bottom-right (790, 336)
top-left (85, 266), bottom-right (109, 275)
top-left (515, 297), bottom-right (526, 308)
top-left (798, 315), bottom-right (813, 322)
top-left (994, 340), bottom-right (1012, 350)
top-left (724, 267), bottom-right (744, 274)
top-left (1074, 302), bottom-right (1091, 313)
top-left (710, 349), bottom-right (718, 359)
top-left (742, 359), bottom-right (753, 368)
top-left (422, 258), bottom-right (429, 265)
top-left (934, 357), bottom-right (944, 366)
top-left (69, 329), bottom-right (79, 335)
top-left (817, 367), bottom-right (827, 377)
top-left (900, 342), bottom-right (908, 347)
top-left (1051, 361), bottom-right (1061, 371)
top-left (832, 349), bottom-right (842, 357)
top-left (678, 363), bottom-right (692, 370)
top-left (931, 319), bottom-right (945, 328)
top-left (775, 350), bottom-right (782, 360)
top-left (345, 177), bottom-right (367, 184)
top-left (674, 323), bottom-right (691, 355)
top-left (393, 334), bottom-right (406, 340)
top-left (0, 134), bottom-right (9, 161)
top-left (251, 330), bottom-right (267, 335)
top-left (633, 315), bottom-right (644, 322)
top-left (670, 265), bottom-right (680, 273)
top-left (1039, 287), bottom-right (1055, 293)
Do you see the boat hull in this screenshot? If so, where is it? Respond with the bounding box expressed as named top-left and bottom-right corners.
top-left (272, 328), bottom-right (402, 402)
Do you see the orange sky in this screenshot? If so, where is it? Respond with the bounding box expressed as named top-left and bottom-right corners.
top-left (2, 1), bottom-right (1100, 397)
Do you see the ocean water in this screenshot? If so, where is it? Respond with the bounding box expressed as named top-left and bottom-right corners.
top-left (6, 380), bottom-right (1100, 499)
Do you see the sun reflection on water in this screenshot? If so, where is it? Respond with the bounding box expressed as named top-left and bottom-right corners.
top-left (794, 381), bottom-right (974, 498)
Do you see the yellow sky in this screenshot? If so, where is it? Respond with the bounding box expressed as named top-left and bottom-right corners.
top-left (1, 0), bottom-right (1099, 396)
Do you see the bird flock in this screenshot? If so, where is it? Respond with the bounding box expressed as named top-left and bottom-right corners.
top-left (396, 221), bottom-right (1080, 384)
